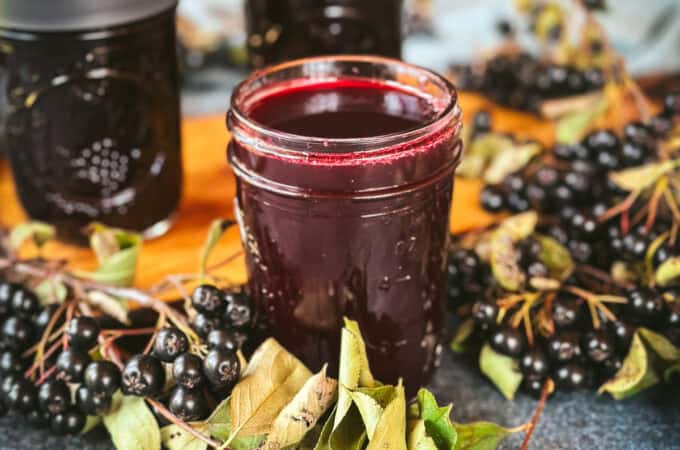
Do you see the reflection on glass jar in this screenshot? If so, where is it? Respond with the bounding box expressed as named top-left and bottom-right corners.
top-left (245, 0), bottom-right (403, 68)
top-left (0, 1), bottom-right (182, 244)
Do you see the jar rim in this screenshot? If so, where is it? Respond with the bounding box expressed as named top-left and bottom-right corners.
top-left (228, 55), bottom-right (461, 163)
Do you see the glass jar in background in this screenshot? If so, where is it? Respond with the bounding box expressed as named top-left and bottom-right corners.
top-left (0, 0), bottom-right (182, 244)
top-left (245, 0), bottom-right (404, 68)
top-left (228, 56), bottom-right (461, 394)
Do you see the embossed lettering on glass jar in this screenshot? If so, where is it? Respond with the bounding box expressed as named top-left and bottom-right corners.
top-left (0, 0), bottom-right (182, 244)
top-left (245, 0), bottom-right (403, 68)
top-left (228, 56), bottom-right (462, 394)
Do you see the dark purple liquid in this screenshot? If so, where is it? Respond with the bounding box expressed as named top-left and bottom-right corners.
top-left (230, 81), bottom-right (458, 394)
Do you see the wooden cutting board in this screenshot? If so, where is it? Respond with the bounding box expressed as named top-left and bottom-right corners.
top-left (0, 92), bottom-right (554, 290)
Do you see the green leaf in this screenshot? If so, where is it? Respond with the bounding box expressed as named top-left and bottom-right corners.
top-left (365, 383), bottom-right (407, 450)
top-left (454, 421), bottom-right (512, 450)
top-left (450, 318), bottom-right (476, 354)
top-left (609, 160), bottom-right (676, 192)
top-left (34, 279), bottom-right (68, 305)
top-left (479, 344), bottom-right (522, 400)
top-left (265, 365), bottom-right (338, 449)
top-left (103, 393), bottom-right (160, 450)
top-left (645, 233), bottom-right (669, 278)
top-left (313, 408), bottom-right (336, 450)
top-left (555, 96), bottom-right (607, 144)
top-left (458, 134), bottom-right (514, 179)
top-left (205, 398), bottom-right (265, 450)
top-left (534, 234), bottom-right (574, 281)
top-left (228, 338), bottom-right (312, 441)
top-left (637, 328), bottom-right (680, 362)
top-left (599, 333), bottom-right (659, 399)
top-left (415, 389), bottom-right (457, 450)
top-left (75, 226), bottom-right (142, 287)
top-left (334, 319), bottom-right (376, 430)
top-left (161, 424), bottom-right (209, 450)
top-left (199, 219), bottom-right (235, 279)
top-left (655, 256), bottom-right (680, 287)
top-left (497, 212), bottom-right (538, 240)
top-left (9, 221), bottom-right (55, 250)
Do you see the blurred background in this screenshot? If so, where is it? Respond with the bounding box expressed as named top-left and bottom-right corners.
top-left (178, 0), bottom-right (680, 115)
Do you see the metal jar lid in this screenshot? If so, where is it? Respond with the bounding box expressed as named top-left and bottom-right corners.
top-left (0, 0), bottom-right (178, 32)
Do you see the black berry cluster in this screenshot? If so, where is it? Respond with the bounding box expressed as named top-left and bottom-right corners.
top-left (0, 279), bottom-right (114, 435)
top-left (452, 53), bottom-right (605, 114)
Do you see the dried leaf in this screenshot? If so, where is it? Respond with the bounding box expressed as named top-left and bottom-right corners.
top-left (533, 3), bottom-right (563, 41)
top-left (103, 393), bottom-right (160, 450)
top-left (454, 421), bottom-right (512, 450)
top-left (534, 234), bottom-right (574, 281)
top-left (334, 318), bottom-right (376, 430)
top-left (9, 221), bottom-right (55, 250)
top-left (541, 91), bottom-right (604, 120)
top-left (264, 366), bottom-right (338, 449)
top-left (205, 398), bottom-right (265, 449)
top-left (599, 333), bottom-right (659, 399)
top-left (228, 338), bottom-right (312, 441)
top-left (645, 233), bottom-right (669, 278)
top-left (479, 344), bottom-right (522, 400)
top-left (34, 279), bottom-right (68, 305)
top-left (408, 419), bottom-right (438, 450)
top-left (609, 160), bottom-right (675, 192)
top-left (498, 212), bottom-right (538, 240)
top-left (89, 226), bottom-right (121, 265)
top-left (81, 416), bottom-right (102, 435)
top-left (655, 256), bottom-right (680, 286)
top-left (365, 383), bottom-right (407, 450)
top-left (350, 385), bottom-right (396, 439)
top-left (450, 318), bottom-right (476, 353)
top-left (199, 219), bottom-right (235, 278)
top-left (414, 389), bottom-right (457, 450)
top-left (483, 142), bottom-right (541, 185)
top-left (161, 424), bottom-right (209, 450)
top-left (489, 233), bottom-right (524, 292)
top-left (87, 291), bottom-right (130, 325)
top-left (555, 96), bottom-right (607, 143)
top-left (665, 362), bottom-right (680, 382)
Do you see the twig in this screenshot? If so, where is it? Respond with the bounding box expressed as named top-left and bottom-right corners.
top-left (520, 378), bottom-right (554, 450)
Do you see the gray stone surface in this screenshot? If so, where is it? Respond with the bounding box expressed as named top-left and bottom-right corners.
top-left (0, 349), bottom-right (678, 450)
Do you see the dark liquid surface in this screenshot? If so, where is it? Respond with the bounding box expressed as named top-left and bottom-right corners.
top-left (250, 83), bottom-right (429, 139)
top-left (231, 80), bottom-right (457, 394)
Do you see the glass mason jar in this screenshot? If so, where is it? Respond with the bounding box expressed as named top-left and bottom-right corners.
top-left (0, 0), bottom-right (182, 244)
top-left (227, 56), bottom-right (462, 393)
top-left (245, 0), bottom-right (403, 68)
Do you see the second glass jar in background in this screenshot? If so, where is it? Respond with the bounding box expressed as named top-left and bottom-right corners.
top-left (0, 0), bottom-right (182, 244)
top-left (245, 0), bottom-right (404, 68)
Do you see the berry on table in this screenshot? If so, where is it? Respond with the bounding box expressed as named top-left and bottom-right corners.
top-left (480, 185), bottom-right (506, 213)
top-left (173, 353), bottom-right (205, 389)
top-left (76, 386), bottom-right (112, 416)
top-left (546, 332), bottom-right (582, 363)
top-left (38, 380), bottom-right (71, 415)
top-left (554, 364), bottom-right (589, 390)
top-left (84, 361), bottom-right (121, 396)
top-left (552, 295), bottom-right (582, 329)
top-left (663, 91), bottom-right (680, 116)
top-left (33, 304), bottom-right (60, 332)
top-left (152, 327), bottom-right (189, 363)
top-left (192, 313), bottom-right (222, 339)
top-left (50, 409), bottom-right (86, 435)
top-left (26, 409), bottom-right (50, 428)
top-left (66, 316), bottom-right (100, 350)
top-left (582, 331), bottom-right (614, 364)
top-left (7, 378), bottom-right (37, 414)
top-left (56, 348), bottom-right (91, 383)
top-left (121, 354), bottom-right (166, 397)
top-left (609, 320), bottom-right (635, 353)
top-left (0, 282), bottom-right (19, 316)
top-left (2, 316), bottom-right (35, 351)
top-left (223, 291), bottom-right (253, 329)
top-left (168, 386), bottom-right (210, 422)
top-left (10, 287), bottom-right (40, 317)
top-left (0, 351), bottom-right (27, 374)
top-left (203, 349), bottom-right (240, 389)
top-left (471, 301), bottom-right (498, 329)
top-left (520, 348), bottom-right (550, 377)
top-left (522, 374), bottom-right (545, 398)
top-left (626, 288), bottom-right (665, 324)
top-left (489, 327), bottom-right (525, 358)
top-left (207, 329), bottom-right (238, 352)
top-left (191, 284), bottom-right (225, 316)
